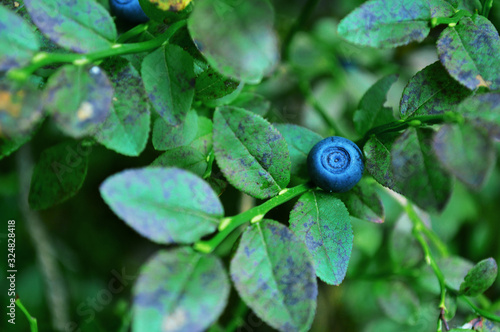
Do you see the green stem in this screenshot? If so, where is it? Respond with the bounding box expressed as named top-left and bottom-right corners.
top-left (483, 0), bottom-right (494, 17)
top-left (406, 204), bottom-right (447, 311)
top-left (116, 23), bottom-right (150, 43)
top-left (460, 296), bottom-right (500, 323)
top-left (355, 112), bottom-right (460, 148)
top-left (282, 0), bottom-right (322, 61)
top-left (298, 78), bottom-right (346, 137)
top-left (431, 9), bottom-right (472, 27)
top-left (194, 183), bottom-right (312, 253)
top-left (203, 150), bottom-right (215, 179)
top-left (7, 20), bottom-right (187, 82)
top-left (16, 298), bottom-right (38, 332)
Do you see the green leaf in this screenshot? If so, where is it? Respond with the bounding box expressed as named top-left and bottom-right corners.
top-left (459, 258), bottom-right (498, 296)
top-left (338, 0), bottom-right (454, 48)
top-left (400, 61), bottom-right (471, 119)
top-left (377, 281), bottom-right (420, 325)
top-left (24, 0), bottom-right (116, 53)
top-left (29, 141), bottom-right (89, 210)
top-left (188, 0), bottom-right (278, 84)
top-left (230, 220), bottom-right (317, 332)
top-left (230, 92), bottom-right (271, 117)
top-left (0, 134), bottom-right (32, 161)
top-left (151, 147), bottom-right (207, 177)
top-left (353, 74), bottom-right (398, 135)
top-left (152, 109), bottom-right (198, 151)
top-left (94, 57), bottom-right (150, 156)
top-left (133, 247), bottom-right (229, 332)
top-left (289, 191), bottom-right (353, 285)
top-left (99, 167), bottom-right (223, 244)
top-left (440, 256), bottom-right (474, 290)
top-left (43, 65), bottom-right (113, 138)
top-left (0, 79), bottom-right (44, 138)
top-left (437, 15), bottom-right (500, 90)
top-left (433, 123), bottom-right (496, 190)
top-left (456, 93), bottom-right (500, 139)
top-left (0, 5), bottom-right (39, 70)
top-left (273, 123), bottom-right (322, 180)
top-left (213, 106), bottom-right (290, 199)
top-left (141, 44), bottom-right (195, 125)
top-left (195, 67), bottom-right (239, 101)
top-left (335, 180), bottom-right (385, 223)
top-left (391, 128), bottom-right (453, 211)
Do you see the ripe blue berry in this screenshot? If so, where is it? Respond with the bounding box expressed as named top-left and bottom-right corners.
top-left (109, 0), bottom-right (149, 24)
top-left (307, 136), bottom-right (364, 193)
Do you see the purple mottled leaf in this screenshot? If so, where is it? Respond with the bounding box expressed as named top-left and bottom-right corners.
top-left (24, 0), bottom-right (116, 53)
top-left (213, 106), bottom-right (290, 199)
top-left (290, 191), bottom-right (353, 284)
top-left (459, 258), bottom-right (498, 296)
top-left (0, 5), bottom-right (39, 70)
top-left (437, 15), bottom-right (500, 90)
top-left (141, 44), bottom-right (195, 126)
top-left (99, 167), bottom-right (223, 244)
top-left (456, 93), bottom-right (500, 139)
top-left (231, 220), bottom-right (317, 332)
top-left (152, 109), bottom-right (198, 151)
top-left (335, 180), bottom-right (385, 223)
top-left (400, 61), bottom-right (471, 119)
top-left (43, 65), bottom-right (113, 138)
top-left (95, 57), bottom-right (150, 156)
top-left (133, 247), bottom-right (229, 332)
top-left (338, 0), bottom-right (454, 48)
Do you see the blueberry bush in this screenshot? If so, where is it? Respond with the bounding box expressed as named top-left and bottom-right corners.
top-left (1, 0), bottom-right (500, 331)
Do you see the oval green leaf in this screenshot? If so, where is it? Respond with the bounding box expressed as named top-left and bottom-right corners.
top-left (152, 109), bottom-right (198, 151)
top-left (95, 57), bottom-right (150, 156)
top-left (99, 167), bottom-right (223, 244)
top-left (133, 247), bottom-right (229, 332)
top-left (290, 191), bottom-right (353, 285)
top-left (142, 44), bottom-right (195, 125)
top-left (24, 0), bottom-right (116, 53)
top-left (459, 257), bottom-right (498, 296)
top-left (213, 106), bottom-right (290, 199)
top-left (334, 180), bottom-right (385, 223)
top-left (456, 93), bottom-right (500, 139)
top-left (230, 220), bottom-right (317, 332)
top-left (188, 0), bottom-right (278, 84)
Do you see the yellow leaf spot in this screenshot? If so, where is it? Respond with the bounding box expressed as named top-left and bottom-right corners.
top-left (0, 90), bottom-right (24, 118)
top-left (476, 75), bottom-right (491, 88)
top-left (77, 102), bottom-right (94, 121)
top-left (149, 0), bottom-right (191, 12)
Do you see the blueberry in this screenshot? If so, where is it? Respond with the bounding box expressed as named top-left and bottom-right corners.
top-left (307, 136), bottom-right (364, 193)
top-left (109, 0), bottom-right (149, 24)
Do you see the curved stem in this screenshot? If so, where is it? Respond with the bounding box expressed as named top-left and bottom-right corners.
top-left (194, 183), bottom-right (312, 253)
top-left (16, 298), bottom-right (38, 332)
top-left (460, 296), bottom-right (500, 322)
top-left (7, 20), bottom-right (187, 82)
top-left (116, 23), bottom-right (150, 43)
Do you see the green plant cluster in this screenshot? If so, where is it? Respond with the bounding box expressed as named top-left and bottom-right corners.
top-left (1, 0), bottom-right (500, 331)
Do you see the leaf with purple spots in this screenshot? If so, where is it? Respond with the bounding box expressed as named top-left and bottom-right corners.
top-left (24, 0), bottom-right (116, 53)
top-left (99, 167), bottom-right (224, 244)
top-left (43, 64), bottom-right (113, 138)
top-left (338, 0), bottom-right (454, 48)
top-left (290, 191), bottom-right (353, 285)
top-left (433, 122), bottom-right (496, 190)
top-left (188, 0), bottom-right (279, 84)
top-left (230, 220), bottom-right (317, 332)
top-left (213, 106), bottom-right (291, 199)
top-left (94, 57), bottom-right (150, 157)
top-left (133, 247), bottom-right (230, 332)
top-left (400, 62), bottom-right (471, 119)
top-left (195, 67), bottom-right (240, 102)
top-left (0, 5), bottom-right (39, 71)
top-left (152, 109), bottom-right (199, 151)
top-left (437, 15), bottom-right (500, 90)
top-left (142, 44), bottom-right (195, 126)
top-left (29, 140), bottom-right (89, 210)
top-left (459, 258), bottom-right (498, 296)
